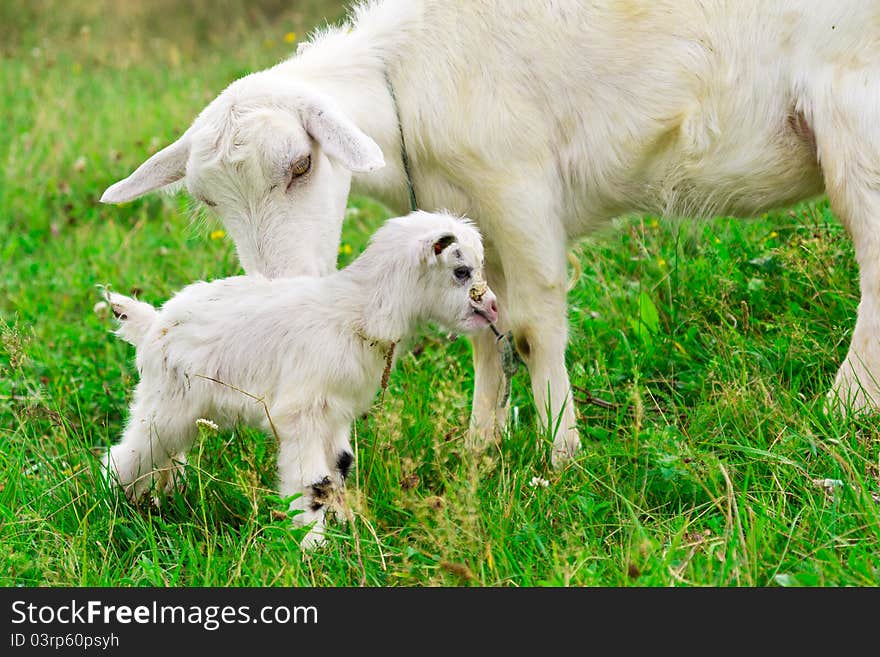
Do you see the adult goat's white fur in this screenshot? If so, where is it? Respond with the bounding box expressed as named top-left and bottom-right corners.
top-left (102, 211), bottom-right (498, 548)
top-left (102, 1), bottom-right (880, 465)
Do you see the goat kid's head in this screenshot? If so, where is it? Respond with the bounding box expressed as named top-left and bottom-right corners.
top-left (100, 73), bottom-right (384, 278)
top-left (382, 212), bottom-right (498, 334)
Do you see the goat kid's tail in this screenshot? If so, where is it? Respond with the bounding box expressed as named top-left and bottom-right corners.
top-left (102, 288), bottom-right (157, 348)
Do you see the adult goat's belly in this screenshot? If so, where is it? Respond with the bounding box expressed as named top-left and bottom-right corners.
top-left (581, 80), bottom-right (826, 224)
top-left (651, 115), bottom-right (824, 219)
top-left (557, 104), bottom-right (825, 235)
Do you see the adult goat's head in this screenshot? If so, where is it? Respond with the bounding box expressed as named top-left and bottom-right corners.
top-left (101, 72), bottom-right (385, 278)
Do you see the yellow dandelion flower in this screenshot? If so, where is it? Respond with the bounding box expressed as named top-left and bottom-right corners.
top-left (649, 218), bottom-right (659, 229)
top-left (657, 258), bottom-right (667, 267)
top-left (714, 237), bottom-right (722, 244)
top-left (339, 243), bottom-right (353, 255)
top-left (284, 31), bottom-right (297, 43)
top-left (210, 229), bottom-right (226, 240)
top-left (769, 231), bottom-right (779, 238)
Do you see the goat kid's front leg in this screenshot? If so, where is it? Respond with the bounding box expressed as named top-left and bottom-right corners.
top-left (323, 422), bottom-right (354, 487)
top-left (321, 423), bottom-right (355, 525)
top-left (274, 410), bottom-right (341, 549)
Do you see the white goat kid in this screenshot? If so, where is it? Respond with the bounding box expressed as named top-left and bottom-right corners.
top-left (102, 1), bottom-right (880, 466)
top-left (102, 211), bottom-right (498, 548)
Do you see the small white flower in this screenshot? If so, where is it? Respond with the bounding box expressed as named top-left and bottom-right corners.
top-left (812, 478), bottom-right (845, 503)
top-left (529, 476), bottom-right (549, 488)
top-left (196, 418), bottom-right (219, 432)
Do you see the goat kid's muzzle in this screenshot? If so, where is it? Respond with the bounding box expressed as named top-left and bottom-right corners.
top-left (469, 278), bottom-right (499, 324)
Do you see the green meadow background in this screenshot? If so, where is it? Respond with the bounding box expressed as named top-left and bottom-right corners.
top-left (1, 0), bottom-right (877, 586)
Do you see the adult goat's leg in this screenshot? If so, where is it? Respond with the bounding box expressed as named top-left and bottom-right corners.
top-left (483, 191), bottom-right (579, 467)
top-left (811, 73), bottom-right (880, 414)
top-left (468, 254), bottom-right (510, 451)
top-left (511, 285), bottom-right (579, 468)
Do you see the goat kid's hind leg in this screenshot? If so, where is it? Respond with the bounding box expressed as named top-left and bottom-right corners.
top-left (274, 410), bottom-right (337, 549)
top-left (103, 393), bottom-right (198, 501)
top-left (811, 71), bottom-right (880, 414)
top-left (468, 257), bottom-right (510, 451)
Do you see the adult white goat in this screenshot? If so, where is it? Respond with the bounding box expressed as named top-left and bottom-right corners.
top-left (102, 210), bottom-right (497, 547)
top-left (101, 1), bottom-right (880, 466)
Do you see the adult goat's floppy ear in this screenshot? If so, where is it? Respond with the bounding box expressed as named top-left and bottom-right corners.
top-left (302, 94), bottom-right (385, 173)
top-left (100, 132), bottom-right (191, 204)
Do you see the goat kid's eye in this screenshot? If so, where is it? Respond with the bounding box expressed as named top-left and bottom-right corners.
top-left (287, 155), bottom-right (312, 189)
top-left (454, 266), bottom-right (472, 282)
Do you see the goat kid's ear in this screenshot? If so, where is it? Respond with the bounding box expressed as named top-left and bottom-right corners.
top-left (417, 231), bottom-right (457, 264)
top-left (432, 234), bottom-right (456, 255)
top-left (100, 133), bottom-right (191, 204)
top-left (302, 97), bottom-right (385, 173)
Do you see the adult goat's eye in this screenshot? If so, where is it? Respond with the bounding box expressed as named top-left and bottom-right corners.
top-left (287, 155), bottom-right (311, 188)
top-left (454, 266), bottom-right (472, 282)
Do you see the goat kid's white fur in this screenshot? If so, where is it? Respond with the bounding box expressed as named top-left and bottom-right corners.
top-left (102, 211), bottom-right (497, 548)
top-left (103, 1), bottom-right (880, 466)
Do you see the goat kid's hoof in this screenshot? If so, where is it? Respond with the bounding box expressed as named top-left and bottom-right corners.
top-left (298, 524), bottom-right (327, 551)
top-left (101, 446), bottom-right (175, 503)
top-left (150, 463), bottom-right (188, 507)
top-left (99, 448), bottom-right (133, 497)
top-left (291, 504), bottom-right (328, 551)
top-left (156, 453), bottom-right (188, 496)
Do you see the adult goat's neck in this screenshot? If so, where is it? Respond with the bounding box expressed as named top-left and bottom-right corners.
top-left (272, 4), bottom-right (423, 214)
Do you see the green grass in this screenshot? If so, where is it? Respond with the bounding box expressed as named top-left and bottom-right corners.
top-left (2, 1), bottom-right (878, 587)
